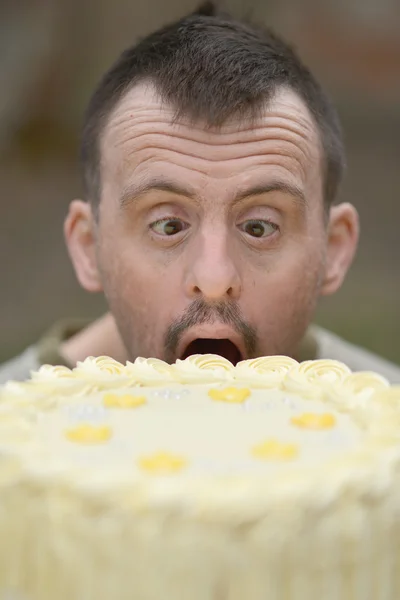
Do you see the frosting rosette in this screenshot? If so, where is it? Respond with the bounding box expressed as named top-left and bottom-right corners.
top-left (71, 356), bottom-right (131, 391)
top-left (74, 356), bottom-right (125, 375)
top-left (0, 379), bottom-right (67, 404)
top-left (354, 386), bottom-right (400, 439)
top-left (124, 357), bottom-right (176, 385)
top-left (31, 364), bottom-right (75, 380)
top-left (20, 363), bottom-right (89, 397)
top-left (370, 385), bottom-right (400, 408)
top-left (282, 359), bottom-right (351, 398)
top-left (326, 371), bottom-right (390, 408)
top-left (172, 354), bottom-right (234, 383)
top-left (233, 356), bottom-right (298, 388)
top-left (0, 380), bottom-right (34, 397)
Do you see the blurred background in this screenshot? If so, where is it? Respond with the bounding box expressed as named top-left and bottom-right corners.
top-left (0, 0), bottom-right (399, 365)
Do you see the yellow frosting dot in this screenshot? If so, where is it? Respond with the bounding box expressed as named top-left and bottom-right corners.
top-left (208, 387), bottom-right (251, 403)
top-left (251, 439), bottom-right (299, 460)
top-left (103, 393), bottom-right (147, 409)
top-left (137, 452), bottom-right (188, 474)
top-left (65, 424), bottom-right (112, 444)
top-left (290, 412), bottom-right (336, 430)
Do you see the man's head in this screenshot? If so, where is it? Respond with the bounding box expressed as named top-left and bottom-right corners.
top-left (65, 2), bottom-right (358, 364)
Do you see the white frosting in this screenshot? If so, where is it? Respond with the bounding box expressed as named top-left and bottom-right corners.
top-left (71, 356), bottom-right (132, 390)
top-left (0, 355), bottom-right (398, 482)
top-left (282, 359), bottom-right (351, 398)
top-left (1, 355), bottom-right (400, 600)
top-left (171, 354), bottom-right (235, 383)
top-left (75, 356), bottom-right (125, 374)
top-left (234, 355), bottom-right (298, 387)
top-left (31, 364), bottom-right (75, 380)
top-left (21, 388), bottom-right (360, 478)
top-left (327, 371), bottom-right (390, 408)
top-left (125, 357), bottom-right (176, 385)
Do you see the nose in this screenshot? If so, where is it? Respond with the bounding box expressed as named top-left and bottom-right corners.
top-left (184, 230), bottom-right (242, 301)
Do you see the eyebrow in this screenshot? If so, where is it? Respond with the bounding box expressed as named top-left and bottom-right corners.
top-left (119, 177), bottom-right (306, 209)
top-left (119, 178), bottom-right (196, 209)
top-left (233, 180), bottom-right (307, 208)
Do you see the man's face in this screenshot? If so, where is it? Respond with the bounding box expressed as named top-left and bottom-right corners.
top-left (92, 84), bottom-right (329, 363)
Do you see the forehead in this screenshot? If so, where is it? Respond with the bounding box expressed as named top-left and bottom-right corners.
top-left (100, 82), bottom-right (323, 199)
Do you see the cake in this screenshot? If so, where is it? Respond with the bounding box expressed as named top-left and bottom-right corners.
top-left (1, 354), bottom-right (400, 600)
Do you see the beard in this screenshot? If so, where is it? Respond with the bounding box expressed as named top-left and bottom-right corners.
top-left (163, 297), bottom-right (257, 363)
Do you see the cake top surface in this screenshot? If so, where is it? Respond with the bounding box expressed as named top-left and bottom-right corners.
top-left (1, 354), bottom-right (400, 515)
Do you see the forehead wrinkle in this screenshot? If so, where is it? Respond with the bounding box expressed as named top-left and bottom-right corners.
top-left (110, 109), bottom-right (314, 142)
top-left (113, 126), bottom-right (314, 160)
top-left (105, 110), bottom-right (317, 169)
top-left (107, 125), bottom-right (313, 181)
top-left (102, 87), bottom-right (322, 195)
top-left (122, 153), bottom-right (309, 201)
top-left (106, 91), bottom-right (318, 149)
top-left (104, 83), bottom-right (322, 162)
top-left (108, 109), bottom-right (316, 152)
top-left (114, 137), bottom-right (309, 183)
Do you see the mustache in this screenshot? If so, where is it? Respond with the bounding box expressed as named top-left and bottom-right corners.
top-left (164, 298), bottom-right (257, 361)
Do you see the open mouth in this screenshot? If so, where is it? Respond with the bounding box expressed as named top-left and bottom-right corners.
top-left (181, 338), bottom-right (243, 365)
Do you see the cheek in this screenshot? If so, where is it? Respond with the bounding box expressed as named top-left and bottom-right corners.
top-left (243, 244), bottom-right (323, 319)
top-left (98, 236), bottom-right (181, 320)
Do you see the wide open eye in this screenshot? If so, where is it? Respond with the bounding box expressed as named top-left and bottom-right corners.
top-left (239, 219), bottom-right (279, 238)
top-left (150, 218), bottom-right (189, 236)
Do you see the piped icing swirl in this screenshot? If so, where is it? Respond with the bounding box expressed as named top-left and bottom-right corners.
top-left (171, 354), bottom-right (234, 383)
top-left (31, 364), bottom-right (75, 380)
top-left (1, 354), bottom-right (396, 404)
top-left (282, 359), bottom-right (351, 399)
top-left (234, 356), bottom-right (298, 388)
top-left (0, 354), bottom-right (400, 485)
top-left (0, 378), bottom-right (88, 403)
top-left (71, 356), bottom-right (131, 391)
top-left (356, 386), bottom-right (400, 437)
top-left (26, 363), bottom-right (90, 396)
top-left (327, 371), bottom-right (390, 408)
top-left (125, 357), bottom-right (176, 385)
top-left (74, 356), bottom-right (125, 375)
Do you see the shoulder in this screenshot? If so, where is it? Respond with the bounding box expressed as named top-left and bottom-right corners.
top-left (0, 318), bottom-right (88, 385)
top-left (311, 325), bottom-right (400, 384)
top-left (0, 346), bottom-right (41, 384)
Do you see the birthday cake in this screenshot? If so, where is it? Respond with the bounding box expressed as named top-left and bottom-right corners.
top-left (1, 354), bottom-right (400, 600)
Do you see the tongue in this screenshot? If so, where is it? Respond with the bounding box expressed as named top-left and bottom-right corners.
top-left (182, 339), bottom-right (242, 365)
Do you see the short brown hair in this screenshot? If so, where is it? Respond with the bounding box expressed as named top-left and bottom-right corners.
top-left (81, 1), bottom-right (345, 210)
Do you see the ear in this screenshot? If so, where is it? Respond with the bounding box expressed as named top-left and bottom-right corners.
top-left (64, 200), bottom-right (103, 293)
top-left (320, 202), bottom-right (359, 296)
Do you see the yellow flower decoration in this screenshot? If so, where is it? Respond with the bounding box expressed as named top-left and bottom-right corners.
top-left (208, 387), bottom-right (251, 403)
top-left (65, 424), bottom-right (112, 444)
top-left (137, 451), bottom-right (188, 474)
top-left (290, 412), bottom-right (336, 430)
top-left (251, 439), bottom-right (299, 461)
top-left (103, 393), bottom-right (147, 409)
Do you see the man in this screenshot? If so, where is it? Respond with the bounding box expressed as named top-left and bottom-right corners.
top-left (1, 3), bottom-right (400, 383)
